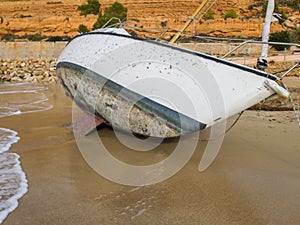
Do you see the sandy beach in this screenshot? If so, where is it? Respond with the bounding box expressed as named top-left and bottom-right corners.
top-left (0, 83), bottom-right (299, 225)
top-left (1, 0), bottom-right (300, 223)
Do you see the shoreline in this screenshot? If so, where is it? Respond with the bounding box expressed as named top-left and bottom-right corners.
top-left (1, 58), bottom-right (299, 111)
top-left (1, 83), bottom-right (300, 224)
top-left (0, 58), bottom-right (57, 83)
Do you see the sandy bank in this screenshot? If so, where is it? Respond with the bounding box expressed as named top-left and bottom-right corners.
top-left (1, 83), bottom-right (300, 225)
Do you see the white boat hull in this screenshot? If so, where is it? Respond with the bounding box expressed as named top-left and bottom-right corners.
top-left (57, 29), bottom-right (278, 137)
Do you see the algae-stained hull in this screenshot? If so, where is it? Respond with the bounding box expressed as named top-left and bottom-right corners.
top-left (57, 29), bottom-right (278, 138)
top-left (57, 61), bottom-right (205, 138)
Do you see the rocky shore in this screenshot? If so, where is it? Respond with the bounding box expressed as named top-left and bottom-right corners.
top-left (0, 58), bottom-right (58, 83)
top-left (0, 58), bottom-right (299, 111)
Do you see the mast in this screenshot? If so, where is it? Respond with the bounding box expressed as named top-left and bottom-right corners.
top-left (169, 0), bottom-right (211, 44)
top-left (257, 0), bottom-right (275, 70)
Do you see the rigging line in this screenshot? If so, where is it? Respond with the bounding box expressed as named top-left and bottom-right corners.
top-left (169, 0), bottom-right (211, 44)
top-left (279, 62), bottom-right (300, 79)
top-left (272, 63), bottom-right (300, 75)
top-left (279, 80), bottom-right (300, 128)
top-left (225, 111), bottom-right (245, 133)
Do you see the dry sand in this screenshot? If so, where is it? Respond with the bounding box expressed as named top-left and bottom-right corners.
top-left (1, 84), bottom-right (300, 225)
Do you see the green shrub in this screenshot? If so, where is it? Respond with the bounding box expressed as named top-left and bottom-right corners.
top-left (262, 0), bottom-right (279, 14)
top-left (262, 0), bottom-right (288, 20)
top-left (1, 34), bottom-right (15, 41)
top-left (269, 60), bottom-right (275, 64)
top-left (78, 24), bottom-right (89, 34)
top-left (131, 18), bottom-right (140, 22)
top-left (281, 11), bottom-right (288, 20)
top-left (223, 10), bottom-right (237, 20)
top-left (46, 36), bottom-right (63, 42)
top-left (269, 31), bottom-right (292, 51)
top-left (291, 28), bottom-right (300, 44)
top-left (161, 21), bottom-right (167, 27)
top-left (78, 0), bottom-right (100, 16)
top-left (46, 1), bottom-right (63, 4)
top-left (31, 33), bottom-right (43, 41)
top-left (93, 2), bottom-right (127, 30)
top-left (203, 9), bottom-right (215, 20)
top-left (284, 0), bottom-right (300, 10)
top-left (19, 14), bottom-right (32, 18)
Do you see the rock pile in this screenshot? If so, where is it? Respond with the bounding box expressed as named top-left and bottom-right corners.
top-left (0, 58), bottom-right (58, 83)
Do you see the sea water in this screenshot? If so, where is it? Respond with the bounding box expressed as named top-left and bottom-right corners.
top-left (0, 82), bottom-right (53, 224)
top-left (0, 82), bottom-right (52, 118)
top-left (0, 128), bottom-right (26, 224)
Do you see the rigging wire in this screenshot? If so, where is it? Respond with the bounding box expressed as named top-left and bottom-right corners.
top-left (279, 80), bottom-right (300, 128)
top-left (225, 111), bottom-right (245, 133)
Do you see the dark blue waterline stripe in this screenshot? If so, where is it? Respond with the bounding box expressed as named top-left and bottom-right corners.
top-left (57, 61), bottom-right (206, 133)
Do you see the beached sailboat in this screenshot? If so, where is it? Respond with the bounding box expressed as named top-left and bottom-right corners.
top-left (56, 0), bottom-right (293, 138)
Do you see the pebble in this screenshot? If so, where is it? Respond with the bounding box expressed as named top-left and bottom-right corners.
top-left (0, 58), bottom-right (58, 83)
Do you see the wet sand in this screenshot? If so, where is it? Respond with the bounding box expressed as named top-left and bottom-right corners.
top-left (2, 84), bottom-right (300, 225)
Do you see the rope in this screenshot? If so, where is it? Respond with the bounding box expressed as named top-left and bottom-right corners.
top-left (279, 80), bottom-right (300, 128)
top-left (225, 111), bottom-right (245, 133)
top-left (272, 63), bottom-right (300, 75)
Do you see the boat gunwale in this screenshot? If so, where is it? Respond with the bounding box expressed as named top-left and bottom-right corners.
top-left (68, 31), bottom-right (278, 81)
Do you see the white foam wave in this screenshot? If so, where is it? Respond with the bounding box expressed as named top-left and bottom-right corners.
top-left (0, 82), bottom-right (48, 94)
top-left (0, 82), bottom-right (53, 223)
top-left (0, 107), bottom-right (21, 118)
top-left (0, 153), bottom-right (28, 224)
top-left (0, 82), bottom-right (53, 118)
top-left (0, 128), bottom-right (20, 154)
top-left (0, 128), bottom-right (27, 224)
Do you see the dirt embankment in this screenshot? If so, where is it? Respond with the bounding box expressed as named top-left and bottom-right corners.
top-left (0, 0), bottom-right (299, 38)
